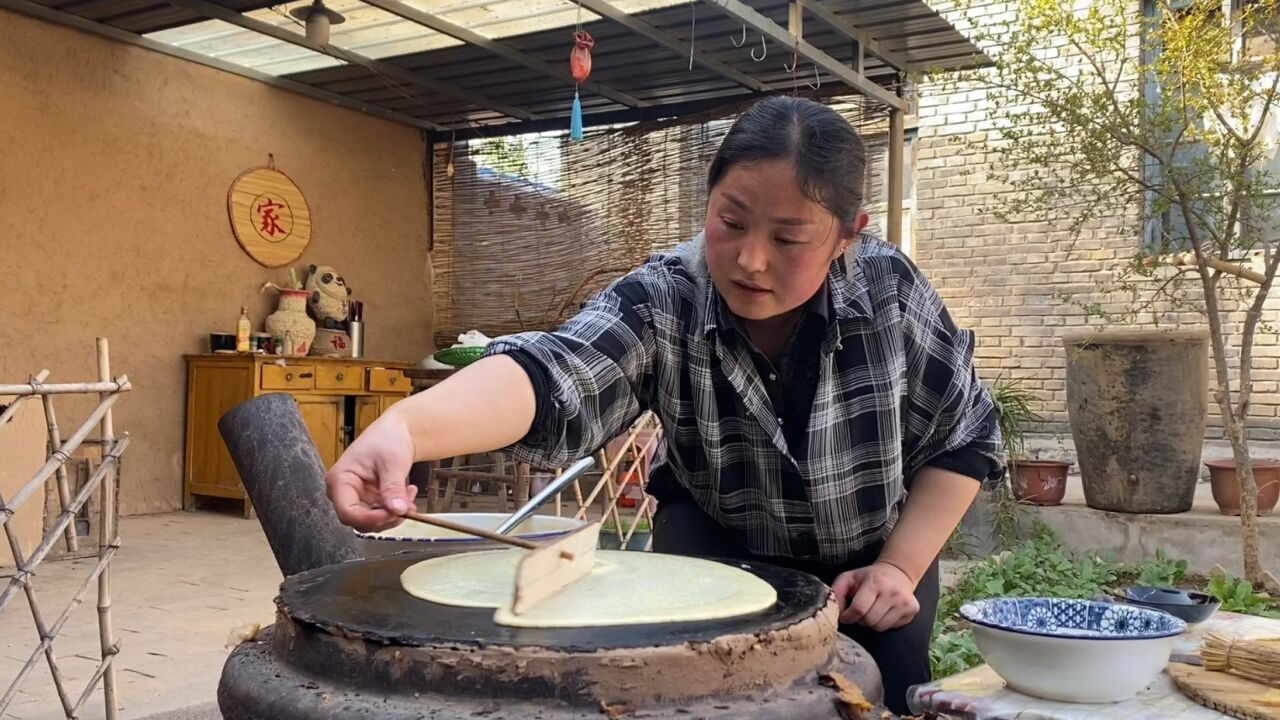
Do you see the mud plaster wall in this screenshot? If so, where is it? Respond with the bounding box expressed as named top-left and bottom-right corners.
top-left (0, 9), bottom-right (435, 517)
top-left (0, 400), bottom-right (47, 566)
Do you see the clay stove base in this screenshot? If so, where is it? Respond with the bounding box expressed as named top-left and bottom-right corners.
top-left (217, 555), bottom-right (883, 719)
top-left (218, 626), bottom-right (876, 720)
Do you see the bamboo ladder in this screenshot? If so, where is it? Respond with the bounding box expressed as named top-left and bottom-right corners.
top-left (570, 411), bottom-right (662, 550)
top-left (0, 338), bottom-right (131, 720)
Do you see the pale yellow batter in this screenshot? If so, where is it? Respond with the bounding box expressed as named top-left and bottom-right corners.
top-left (400, 549), bottom-right (778, 628)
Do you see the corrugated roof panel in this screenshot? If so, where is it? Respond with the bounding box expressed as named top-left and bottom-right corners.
top-left (144, 0), bottom-right (691, 76)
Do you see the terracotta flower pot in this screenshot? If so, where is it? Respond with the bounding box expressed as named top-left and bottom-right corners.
top-left (1204, 458), bottom-right (1280, 516)
top-left (1011, 460), bottom-right (1071, 506)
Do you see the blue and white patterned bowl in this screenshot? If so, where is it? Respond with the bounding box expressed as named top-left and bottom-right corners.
top-left (959, 597), bottom-right (1186, 703)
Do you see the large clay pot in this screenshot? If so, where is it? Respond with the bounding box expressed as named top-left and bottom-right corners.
top-left (1205, 458), bottom-right (1280, 516)
top-left (265, 289), bottom-right (317, 357)
top-left (1063, 329), bottom-right (1208, 514)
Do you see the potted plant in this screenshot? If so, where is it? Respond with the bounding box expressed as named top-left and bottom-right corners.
top-left (991, 377), bottom-right (1071, 506)
top-left (1204, 458), bottom-right (1280, 517)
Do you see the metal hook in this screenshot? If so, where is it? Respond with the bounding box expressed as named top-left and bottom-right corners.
top-left (784, 52), bottom-right (798, 73)
top-left (808, 64), bottom-right (821, 90)
top-left (750, 35), bottom-right (767, 61)
top-left (731, 24), bottom-right (747, 47)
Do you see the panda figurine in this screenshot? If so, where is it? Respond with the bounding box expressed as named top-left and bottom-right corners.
top-left (306, 265), bottom-right (353, 357)
top-left (306, 265), bottom-right (351, 330)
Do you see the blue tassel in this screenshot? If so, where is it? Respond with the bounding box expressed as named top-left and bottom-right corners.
top-left (570, 89), bottom-right (584, 141)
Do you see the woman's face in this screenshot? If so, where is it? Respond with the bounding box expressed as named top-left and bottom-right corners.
top-left (704, 158), bottom-right (867, 321)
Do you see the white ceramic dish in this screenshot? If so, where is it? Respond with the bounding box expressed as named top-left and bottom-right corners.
top-left (355, 512), bottom-right (587, 557)
top-left (960, 597), bottom-right (1186, 703)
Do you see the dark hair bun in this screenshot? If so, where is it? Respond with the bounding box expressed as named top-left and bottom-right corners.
top-left (707, 96), bottom-right (866, 223)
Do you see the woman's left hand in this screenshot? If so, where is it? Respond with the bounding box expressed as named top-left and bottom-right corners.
top-left (831, 562), bottom-right (920, 631)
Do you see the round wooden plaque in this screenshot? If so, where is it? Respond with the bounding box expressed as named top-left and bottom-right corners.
top-left (228, 166), bottom-right (312, 267)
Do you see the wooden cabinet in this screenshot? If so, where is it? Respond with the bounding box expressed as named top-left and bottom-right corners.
top-left (297, 395), bottom-right (344, 469)
top-left (354, 395), bottom-right (382, 438)
top-left (183, 354), bottom-right (414, 518)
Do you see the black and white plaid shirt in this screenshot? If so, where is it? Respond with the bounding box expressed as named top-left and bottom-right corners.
top-left (485, 233), bottom-right (1003, 566)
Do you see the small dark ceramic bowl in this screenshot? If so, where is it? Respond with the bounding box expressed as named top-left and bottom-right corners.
top-left (1122, 586), bottom-right (1221, 624)
top-left (209, 333), bottom-right (237, 353)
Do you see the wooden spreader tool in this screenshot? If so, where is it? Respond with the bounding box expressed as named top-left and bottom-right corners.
top-left (399, 514), bottom-right (602, 616)
top-left (402, 456), bottom-right (601, 615)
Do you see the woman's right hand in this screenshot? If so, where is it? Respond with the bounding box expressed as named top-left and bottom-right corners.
top-left (326, 409), bottom-right (420, 532)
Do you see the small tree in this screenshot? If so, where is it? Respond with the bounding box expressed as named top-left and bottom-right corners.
top-left (935, 0), bottom-right (1280, 588)
top-left (476, 136), bottom-right (530, 177)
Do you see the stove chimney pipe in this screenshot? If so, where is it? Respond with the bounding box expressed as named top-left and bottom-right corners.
top-left (218, 393), bottom-right (361, 576)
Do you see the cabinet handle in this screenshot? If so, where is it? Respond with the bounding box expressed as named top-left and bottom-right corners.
top-left (299, 372), bottom-right (314, 379)
top-left (285, 372), bottom-right (293, 381)
top-left (336, 373), bottom-right (344, 382)
top-left (389, 376), bottom-right (398, 385)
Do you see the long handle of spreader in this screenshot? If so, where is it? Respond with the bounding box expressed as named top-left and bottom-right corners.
top-left (402, 511), bottom-right (575, 560)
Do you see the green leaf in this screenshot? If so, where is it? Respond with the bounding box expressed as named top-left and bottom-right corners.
top-left (1237, 581), bottom-right (1254, 603)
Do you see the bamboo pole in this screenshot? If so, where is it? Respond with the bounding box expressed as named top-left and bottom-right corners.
top-left (0, 378), bottom-right (82, 714)
top-left (553, 467), bottom-right (563, 517)
top-left (598, 445), bottom-right (651, 543)
top-left (431, 469), bottom-right (522, 484)
top-left (22, 438), bottom-right (129, 587)
top-left (572, 473), bottom-right (586, 516)
top-left (2, 385), bottom-right (126, 518)
top-left (95, 338), bottom-right (121, 720)
top-left (71, 650), bottom-right (119, 718)
top-left (0, 370), bottom-right (51, 427)
top-left (0, 496), bottom-right (75, 716)
top-left (0, 543), bottom-right (117, 717)
top-left (574, 415), bottom-right (657, 527)
top-left (41, 393), bottom-right (79, 552)
top-left (0, 438), bottom-right (127, 617)
top-left (0, 379), bottom-right (132, 396)
top-left (618, 431), bottom-right (661, 548)
top-left (597, 449), bottom-right (628, 541)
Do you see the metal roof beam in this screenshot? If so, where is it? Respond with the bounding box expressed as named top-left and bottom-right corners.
top-left (701, 0), bottom-right (905, 110)
top-left (360, 0), bottom-right (648, 109)
top-left (165, 0), bottom-right (538, 121)
top-left (0, 0), bottom-right (446, 131)
top-left (803, 0), bottom-right (913, 73)
top-left (574, 0), bottom-right (770, 94)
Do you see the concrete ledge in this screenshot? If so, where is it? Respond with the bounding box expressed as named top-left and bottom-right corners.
top-left (956, 486), bottom-right (1279, 577)
top-left (1024, 501), bottom-right (1278, 577)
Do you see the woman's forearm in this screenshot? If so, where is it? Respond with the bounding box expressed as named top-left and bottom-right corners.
top-left (387, 355), bottom-right (537, 462)
top-left (877, 467), bottom-right (980, 584)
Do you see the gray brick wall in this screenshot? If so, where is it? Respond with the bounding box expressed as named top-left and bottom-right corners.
top-left (914, 0), bottom-right (1280, 445)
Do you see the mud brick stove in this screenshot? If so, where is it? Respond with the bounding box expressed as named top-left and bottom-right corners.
top-left (213, 394), bottom-right (887, 720)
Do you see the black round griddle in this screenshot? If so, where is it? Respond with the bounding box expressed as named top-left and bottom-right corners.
top-left (279, 552), bottom-right (830, 650)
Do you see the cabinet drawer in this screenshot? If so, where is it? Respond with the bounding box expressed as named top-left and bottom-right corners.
top-left (261, 364), bottom-right (316, 391)
top-left (367, 368), bottom-right (407, 393)
top-left (315, 365), bottom-right (363, 391)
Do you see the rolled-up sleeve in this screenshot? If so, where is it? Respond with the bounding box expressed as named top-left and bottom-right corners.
top-left (481, 270), bottom-right (658, 468)
top-left (897, 262), bottom-right (1005, 487)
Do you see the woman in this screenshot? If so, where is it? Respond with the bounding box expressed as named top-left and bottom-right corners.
top-left (327, 96), bottom-right (1002, 713)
